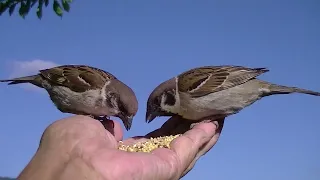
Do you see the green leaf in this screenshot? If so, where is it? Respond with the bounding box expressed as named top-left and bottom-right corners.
top-left (53, 0), bottom-right (63, 17)
top-left (31, 0), bottom-right (38, 8)
top-left (19, 2), bottom-right (27, 18)
top-left (25, 0), bottom-right (31, 13)
top-left (17, 0), bottom-right (31, 18)
top-left (66, 0), bottom-right (72, 3)
top-left (8, 3), bottom-right (16, 16)
top-left (0, 2), bottom-right (8, 15)
top-left (37, 0), bottom-right (43, 19)
top-left (44, 0), bottom-right (49, 7)
top-left (0, 3), bottom-right (4, 15)
top-left (36, 7), bottom-right (42, 19)
top-left (61, 0), bottom-right (70, 12)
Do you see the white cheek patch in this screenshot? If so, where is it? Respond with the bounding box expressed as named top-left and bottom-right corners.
top-left (160, 94), bottom-right (166, 107)
top-left (175, 76), bottom-right (180, 100)
top-left (157, 76), bottom-right (182, 114)
top-left (101, 81), bottom-right (111, 100)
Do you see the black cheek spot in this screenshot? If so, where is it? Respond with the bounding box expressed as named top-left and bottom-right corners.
top-left (164, 92), bottom-right (176, 106)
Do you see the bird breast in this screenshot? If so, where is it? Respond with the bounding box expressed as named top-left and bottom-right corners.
top-left (48, 86), bottom-right (115, 116)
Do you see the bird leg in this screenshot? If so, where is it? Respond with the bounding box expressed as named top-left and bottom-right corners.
top-left (190, 115), bottom-right (225, 129)
top-left (87, 115), bottom-right (115, 131)
top-left (190, 120), bottom-right (213, 129)
top-left (88, 115), bottom-right (110, 121)
top-left (96, 116), bottom-right (110, 121)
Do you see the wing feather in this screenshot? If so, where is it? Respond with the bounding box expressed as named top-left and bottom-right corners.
top-left (39, 65), bottom-right (116, 92)
top-left (178, 65), bottom-right (269, 97)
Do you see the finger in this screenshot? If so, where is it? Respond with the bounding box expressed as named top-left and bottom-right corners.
top-left (100, 119), bottom-right (123, 141)
top-left (170, 121), bottom-right (218, 172)
top-left (195, 119), bottom-right (224, 156)
top-left (181, 129), bottom-right (222, 177)
top-left (181, 119), bottom-right (225, 177)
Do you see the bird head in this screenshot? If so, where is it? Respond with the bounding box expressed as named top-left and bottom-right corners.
top-left (106, 79), bottom-right (138, 131)
top-left (146, 77), bottom-right (179, 123)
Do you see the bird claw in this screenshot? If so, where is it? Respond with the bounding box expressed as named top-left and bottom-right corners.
top-left (88, 115), bottom-right (110, 121)
top-left (190, 120), bottom-right (213, 129)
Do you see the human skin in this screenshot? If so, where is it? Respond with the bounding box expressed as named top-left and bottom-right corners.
top-left (17, 115), bottom-right (224, 180)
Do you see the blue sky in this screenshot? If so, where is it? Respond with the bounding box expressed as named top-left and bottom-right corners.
top-left (0, 0), bottom-right (319, 179)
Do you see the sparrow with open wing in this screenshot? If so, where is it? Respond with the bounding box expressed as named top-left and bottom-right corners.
top-left (146, 65), bottom-right (320, 124)
top-left (0, 65), bottom-right (138, 131)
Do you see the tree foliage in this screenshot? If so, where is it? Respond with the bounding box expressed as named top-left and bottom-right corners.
top-left (0, 177), bottom-right (16, 180)
top-left (0, 0), bottom-right (73, 19)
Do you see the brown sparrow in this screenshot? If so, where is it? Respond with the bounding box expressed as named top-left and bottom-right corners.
top-left (0, 65), bottom-right (138, 131)
top-left (146, 65), bottom-right (320, 123)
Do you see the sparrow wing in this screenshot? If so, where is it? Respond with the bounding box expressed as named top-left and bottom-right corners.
top-left (39, 65), bottom-right (116, 92)
top-left (178, 65), bottom-right (269, 97)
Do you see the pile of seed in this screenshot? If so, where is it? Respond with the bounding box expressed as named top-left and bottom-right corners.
top-left (118, 134), bottom-right (181, 153)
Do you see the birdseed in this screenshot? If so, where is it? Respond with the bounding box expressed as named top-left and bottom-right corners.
top-left (118, 134), bottom-right (181, 153)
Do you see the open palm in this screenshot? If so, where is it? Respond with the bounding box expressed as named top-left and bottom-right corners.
top-left (18, 115), bottom-right (224, 180)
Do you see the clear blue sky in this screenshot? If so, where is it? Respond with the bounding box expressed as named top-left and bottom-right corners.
top-left (0, 0), bottom-right (319, 179)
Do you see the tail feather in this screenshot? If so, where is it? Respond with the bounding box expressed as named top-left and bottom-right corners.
top-left (267, 83), bottom-right (320, 96)
top-left (0, 75), bottom-right (39, 85)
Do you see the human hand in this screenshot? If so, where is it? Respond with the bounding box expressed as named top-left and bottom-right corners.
top-left (17, 115), bottom-right (224, 180)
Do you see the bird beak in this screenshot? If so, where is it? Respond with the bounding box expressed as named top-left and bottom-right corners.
top-left (118, 114), bottom-right (133, 131)
top-left (146, 111), bottom-right (157, 123)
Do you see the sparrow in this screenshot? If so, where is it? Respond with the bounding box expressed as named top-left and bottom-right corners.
top-left (146, 65), bottom-right (320, 123)
top-left (0, 65), bottom-right (138, 131)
